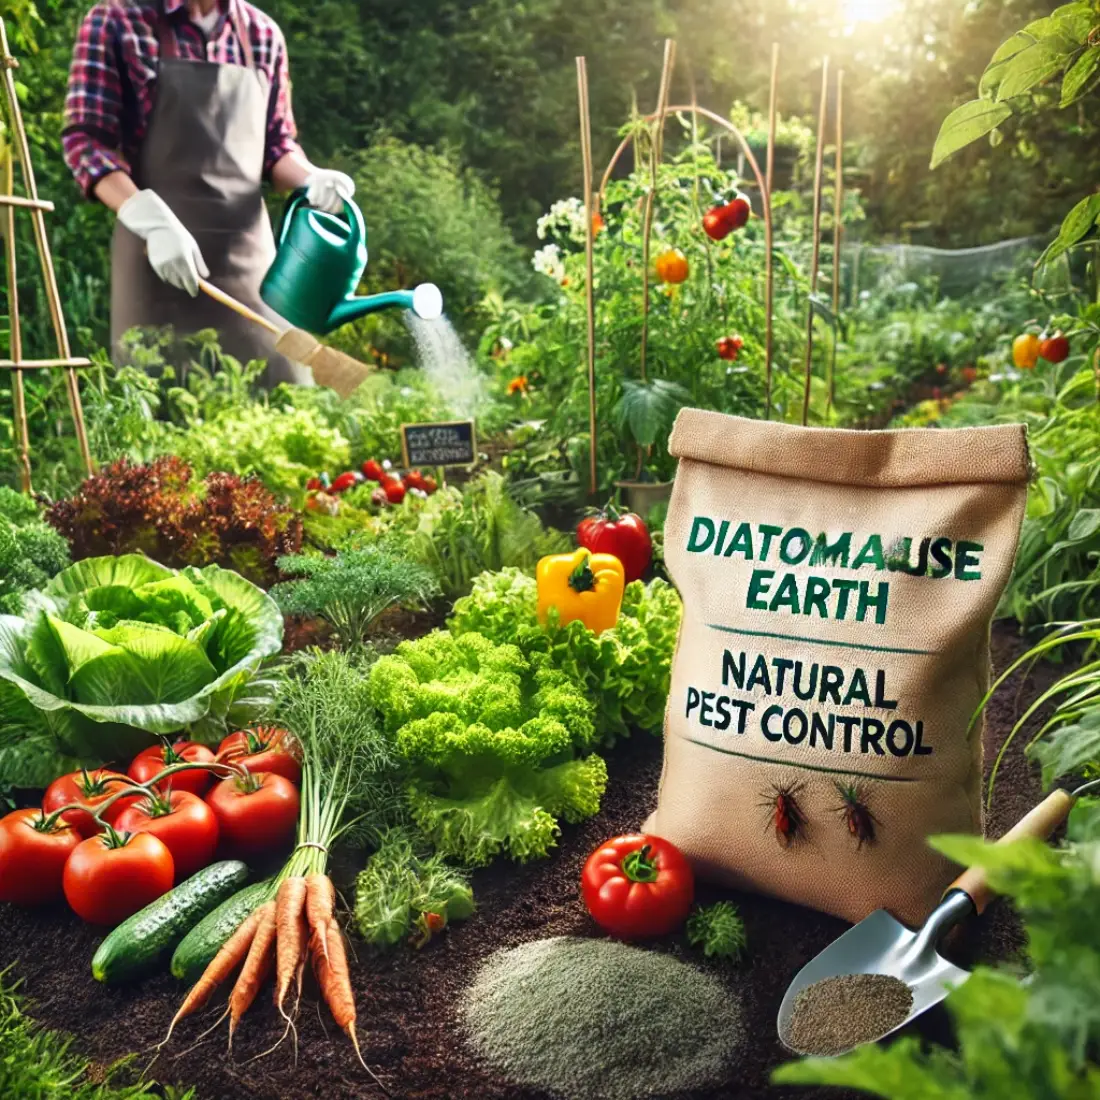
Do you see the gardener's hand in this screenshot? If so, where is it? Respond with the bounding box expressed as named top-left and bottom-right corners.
top-left (117, 189), bottom-right (208, 297)
top-left (305, 168), bottom-right (355, 215)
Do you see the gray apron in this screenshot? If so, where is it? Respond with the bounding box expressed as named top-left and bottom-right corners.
top-left (110, 0), bottom-right (310, 388)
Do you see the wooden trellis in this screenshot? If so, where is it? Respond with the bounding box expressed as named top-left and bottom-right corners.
top-left (0, 17), bottom-right (93, 493)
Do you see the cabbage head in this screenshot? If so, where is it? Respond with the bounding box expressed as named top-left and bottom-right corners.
top-left (0, 554), bottom-right (283, 784)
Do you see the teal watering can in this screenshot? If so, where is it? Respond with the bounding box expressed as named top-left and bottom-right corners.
top-left (260, 189), bottom-right (443, 335)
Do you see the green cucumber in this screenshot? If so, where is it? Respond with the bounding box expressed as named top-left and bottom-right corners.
top-left (91, 861), bottom-right (249, 984)
top-left (170, 879), bottom-right (272, 982)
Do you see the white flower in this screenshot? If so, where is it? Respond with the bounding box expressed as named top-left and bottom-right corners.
top-left (536, 197), bottom-right (587, 245)
top-left (500, 337), bottom-right (513, 350)
top-left (532, 243), bottom-right (566, 283)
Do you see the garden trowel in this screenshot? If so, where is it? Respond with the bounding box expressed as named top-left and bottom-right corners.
top-left (777, 787), bottom-right (1077, 1054)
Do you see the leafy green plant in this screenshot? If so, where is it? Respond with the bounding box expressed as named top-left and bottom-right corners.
top-left (0, 554), bottom-right (283, 780)
top-left (354, 826), bottom-right (474, 949)
top-left (271, 546), bottom-right (439, 647)
top-left (0, 488), bottom-right (70, 614)
top-left (686, 901), bottom-right (747, 961)
top-left (367, 630), bottom-right (606, 865)
top-left (774, 796), bottom-right (1100, 1098)
top-left (448, 569), bottom-right (682, 741)
top-left (0, 965), bottom-right (192, 1100)
top-left (613, 379), bottom-right (690, 480)
top-left (45, 457), bottom-right (303, 587)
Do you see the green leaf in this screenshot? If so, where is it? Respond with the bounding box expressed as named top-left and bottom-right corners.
top-left (1062, 46), bottom-right (1100, 105)
top-left (44, 554), bottom-right (174, 600)
top-left (931, 101), bottom-right (1014, 169)
top-left (1028, 712), bottom-right (1100, 787)
top-left (980, 32), bottom-right (1036, 97)
top-left (1068, 508), bottom-right (1100, 542)
top-left (1037, 194), bottom-right (1100, 267)
top-left (43, 615), bottom-right (114, 678)
top-left (995, 40), bottom-right (1074, 101)
top-left (612, 378), bottom-right (690, 449)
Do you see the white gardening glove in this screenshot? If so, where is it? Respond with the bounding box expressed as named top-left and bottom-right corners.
top-left (117, 189), bottom-right (208, 297)
top-left (304, 168), bottom-right (355, 215)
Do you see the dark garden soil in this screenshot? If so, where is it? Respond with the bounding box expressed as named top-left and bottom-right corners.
top-left (0, 623), bottom-right (1060, 1100)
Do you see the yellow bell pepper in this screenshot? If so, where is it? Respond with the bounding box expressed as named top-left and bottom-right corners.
top-left (537, 548), bottom-right (625, 635)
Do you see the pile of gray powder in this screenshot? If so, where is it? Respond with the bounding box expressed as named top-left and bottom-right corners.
top-left (462, 936), bottom-right (744, 1099)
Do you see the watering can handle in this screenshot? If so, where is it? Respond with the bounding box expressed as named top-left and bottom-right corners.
top-left (947, 787), bottom-right (1076, 915)
top-left (275, 188), bottom-right (366, 252)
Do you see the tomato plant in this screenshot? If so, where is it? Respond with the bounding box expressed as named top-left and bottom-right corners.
top-left (42, 769), bottom-right (141, 838)
top-left (63, 828), bottom-right (175, 925)
top-left (0, 809), bottom-right (81, 905)
top-left (205, 771), bottom-right (300, 856)
top-left (576, 504), bottom-right (652, 583)
top-left (581, 833), bottom-right (694, 939)
top-left (128, 739), bottom-right (216, 798)
top-left (216, 726), bottom-right (302, 786)
top-left (115, 789), bottom-right (219, 880)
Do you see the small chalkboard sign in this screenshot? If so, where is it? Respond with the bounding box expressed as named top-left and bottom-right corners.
top-left (401, 420), bottom-right (477, 468)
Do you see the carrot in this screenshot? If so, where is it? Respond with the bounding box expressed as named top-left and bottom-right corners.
top-left (228, 900), bottom-right (277, 1043)
top-left (274, 876), bottom-right (308, 1020)
top-left (305, 873), bottom-right (335, 965)
top-left (161, 904), bottom-right (264, 1046)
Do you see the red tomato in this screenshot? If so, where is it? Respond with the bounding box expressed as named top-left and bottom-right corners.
top-left (42, 769), bottom-right (141, 838)
top-left (128, 740), bottom-right (216, 798)
top-left (383, 478), bottom-right (406, 504)
top-left (403, 469), bottom-right (426, 492)
top-left (421, 475), bottom-right (438, 495)
top-left (330, 471), bottom-right (360, 494)
top-left (576, 505), bottom-right (653, 584)
top-left (305, 476), bottom-right (323, 492)
top-left (961, 365), bottom-right (979, 384)
top-left (115, 790), bottom-right (219, 880)
top-left (723, 196), bottom-right (751, 231)
top-left (716, 334), bottom-right (744, 362)
top-left (361, 458), bottom-right (385, 482)
top-left (216, 727), bottom-right (301, 786)
top-left (1038, 330), bottom-right (1070, 364)
top-left (205, 772), bottom-right (300, 856)
top-left (0, 808), bottom-right (81, 905)
top-left (581, 834), bottom-right (694, 939)
top-left (702, 206), bottom-right (733, 242)
top-left (63, 830), bottom-right (174, 925)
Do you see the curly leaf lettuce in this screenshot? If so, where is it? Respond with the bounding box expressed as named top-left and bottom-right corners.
top-left (368, 631), bottom-right (605, 865)
top-left (0, 554), bottom-right (283, 773)
top-left (448, 568), bottom-right (682, 741)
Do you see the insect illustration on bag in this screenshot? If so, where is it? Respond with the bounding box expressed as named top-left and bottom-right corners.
top-left (835, 782), bottom-right (879, 848)
top-left (759, 781), bottom-right (808, 849)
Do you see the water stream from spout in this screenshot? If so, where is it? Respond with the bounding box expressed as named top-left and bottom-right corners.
top-left (404, 312), bottom-right (488, 419)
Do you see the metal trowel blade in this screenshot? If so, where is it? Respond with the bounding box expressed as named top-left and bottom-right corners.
top-left (777, 891), bottom-right (973, 1053)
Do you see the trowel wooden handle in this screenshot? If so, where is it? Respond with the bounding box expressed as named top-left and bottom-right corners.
top-left (949, 788), bottom-right (1076, 915)
top-left (198, 278), bottom-right (281, 337)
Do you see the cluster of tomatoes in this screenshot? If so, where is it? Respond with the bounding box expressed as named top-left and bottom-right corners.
top-left (702, 194), bottom-right (752, 242)
top-left (0, 728), bottom-right (300, 925)
top-left (716, 334), bottom-right (745, 362)
top-left (1013, 329), bottom-right (1071, 370)
top-left (306, 459), bottom-right (438, 515)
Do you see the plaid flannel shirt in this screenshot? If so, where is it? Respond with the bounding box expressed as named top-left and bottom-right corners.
top-left (63, 0), bottom-right (301, 196)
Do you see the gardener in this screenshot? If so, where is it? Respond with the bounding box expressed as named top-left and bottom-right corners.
top-left (62, 0), bottom-right (354, 386)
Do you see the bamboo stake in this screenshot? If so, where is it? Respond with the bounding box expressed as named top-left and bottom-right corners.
top-left (0, 19), bottom-right (93, 477)
top-left (0, 358), bottom-right (93, 369)
top-left (801, 57), bottom-right (829, 428)
top-left (0, 194), bottom-right (52, 211)
top-left (639, 38), bottom-right (676, 385)
top-left (576, 56), bottom-right (598, 497)
top-left (826, 68), bottom-right (844, 420)
top-left (1, 143), bottom-right (29, 491)
top-left (764, 42), bottom-right (779, 420)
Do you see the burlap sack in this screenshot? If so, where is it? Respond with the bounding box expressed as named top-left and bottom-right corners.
top-left (644, 411), bottom-right (1030, 926)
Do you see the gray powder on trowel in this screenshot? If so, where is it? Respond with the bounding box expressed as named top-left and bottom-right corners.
top-left (461, 936), bottom-right (744, 1099)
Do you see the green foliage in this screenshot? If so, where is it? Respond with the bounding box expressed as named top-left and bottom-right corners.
top-left (354, 826), bottom-right (474, 949)
top-left (774, 798), bottom-right (1100, 1097)
top-left (448, 569), bottom-right (682, 741)
top-left (272, 546), bottom-right (439, 646)
top-left (0, 554), bottom-right (283, 781)
top-left (368, 630), bottom-right (606, 864)
top-left (0, 488), bottom-right (69, 614)
top-left (686, 901), bottom-right (747, 961)
top-left (273, 648), bottom-right (406, 848)
top-left (0, 966), bottom-right (192, 1100)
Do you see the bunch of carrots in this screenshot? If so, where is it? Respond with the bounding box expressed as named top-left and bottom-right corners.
top-left (160, 650), bottom-right (395, 1089)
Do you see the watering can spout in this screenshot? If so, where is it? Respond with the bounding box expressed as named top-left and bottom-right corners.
top-left (326, 283), bottom-right (443, 329)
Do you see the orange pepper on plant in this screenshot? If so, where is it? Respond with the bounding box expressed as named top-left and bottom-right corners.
top-left (536, 548), bottom-right (625, 635)
top-left (1012, 333), bottom-right (1040, 370)
top-left (654, 249), bottom-right (689, 285)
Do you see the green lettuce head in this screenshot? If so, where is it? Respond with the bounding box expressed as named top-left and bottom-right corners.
top-left (0, 554), bottom-right (283, 780)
